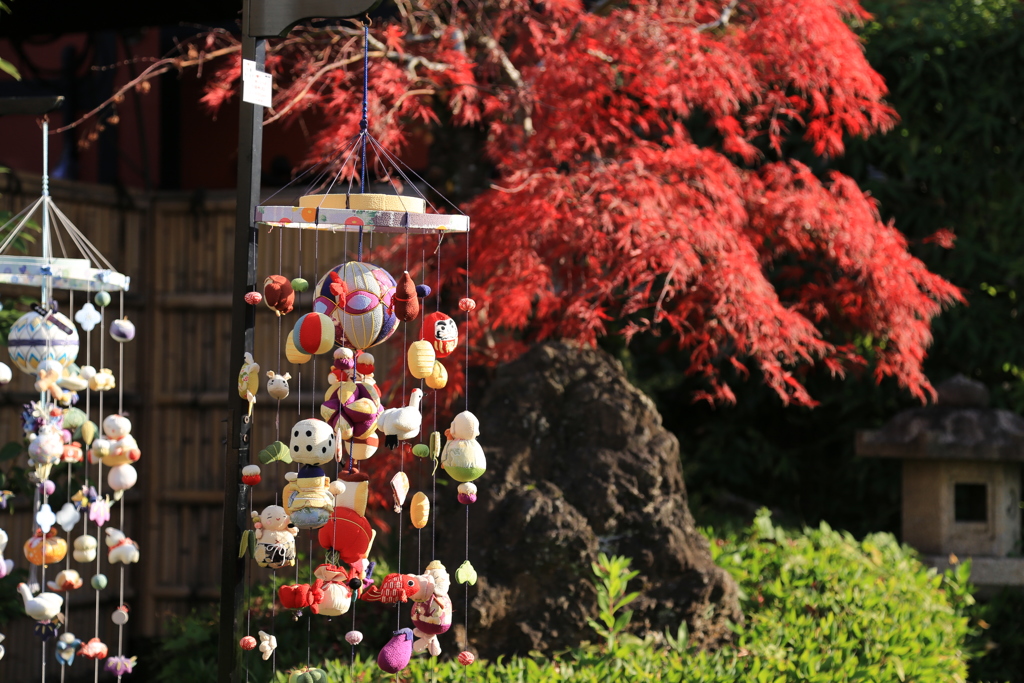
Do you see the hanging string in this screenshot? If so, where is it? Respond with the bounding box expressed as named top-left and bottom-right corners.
top-left (276, 227), bottom-right (283, 437)
top-left (60, 288), bottom-right (75, 683)
top-left (356, 21), bottom-right (370, 262)
top-left (464, 504), bottom-right (470, 681)
top-left (312, 217), bottom-right (319, 419)
top-left (94, 304), bottom-right (106, 683)
top-left (40, 481), bottom-right (48, 683)
top-left (114, 290), bottom-right (127, 681)
top-left (271, 568), bottom-right (278, 676)
top-left (118, 291), bottom-right (124, 414)
top-left (465, 232), bottom-right (470, 410)
top-left (396, 445), bottom-right (404, 631)
top-left (427, 247), bottom-right (436, 562)
top-left (116, 496), bottom-right (126, 682)
top-left (244, 483), bottom-right (252, 683)
top-left (306, 537), bottom-right (312, 670)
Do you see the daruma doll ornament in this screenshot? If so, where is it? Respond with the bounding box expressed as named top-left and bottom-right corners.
top-left (292, 313), bottom-right (335, 355)
top-left (314, 262), bottom-right (397, 350)
top-left (8, 310), bottom-right (80, 374)
top-left (422, 311), bottom-right (458, 358)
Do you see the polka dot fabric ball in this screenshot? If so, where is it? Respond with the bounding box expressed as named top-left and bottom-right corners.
top-left (288, 418), bottom-right (336, 466)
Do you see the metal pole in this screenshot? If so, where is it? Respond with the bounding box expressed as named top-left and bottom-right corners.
top-left (218, 9), bottom-right (265, 681)
top-left (41, 117), bottom-right (51, 305)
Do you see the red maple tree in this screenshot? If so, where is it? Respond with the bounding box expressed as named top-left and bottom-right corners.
top-left (196, 0), bottom-right (962, 406)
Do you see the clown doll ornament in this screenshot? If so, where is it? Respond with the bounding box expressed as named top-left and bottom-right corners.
top-left (410, 560), bottom-right (453, 656)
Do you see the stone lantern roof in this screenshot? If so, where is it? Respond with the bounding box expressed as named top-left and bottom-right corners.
top-left (856, 375), bottom-right (1024, 462)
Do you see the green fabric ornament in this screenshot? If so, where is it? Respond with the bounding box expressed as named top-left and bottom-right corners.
top-left (456, 560), bottom-right (477, 586)
top-left (412, 444), bottom-right (429, 458)
top-left (74, 420), bottom-right (98, 447)
top-left (62, 407), bottom-right (87, 431)
top-left (91, 574), bottom-right (108, 590)
top-left (94, 291), bottom-right (111, 307)
top-left (238, 530), bottom-right (256, 558)
top-left (290, 278), bottom-right (309, 293)
top-left (288, 667), bottom-right (329, 683)
top-left (258, 441), bottom-right (292, 465)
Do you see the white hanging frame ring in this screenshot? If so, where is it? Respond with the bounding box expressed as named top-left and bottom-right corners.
top-left (255, 131), bottom-right (469, 236)
top-left (0, 195), bottom-right (130, 292)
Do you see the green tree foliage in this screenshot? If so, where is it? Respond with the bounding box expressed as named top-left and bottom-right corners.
top-left (621, 0), bottom-right (1024, 538)
top-left (844, 0), bottom-right (1024, 408)
top-left (0, 1), bottom-right (21, 80)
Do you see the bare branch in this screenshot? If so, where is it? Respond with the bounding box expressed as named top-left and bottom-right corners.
top-left (697, 0), bottom-right (739, 32)
top-left (362, 32), bottom-right (449, 79)
top-left (475, 33), bottom-right (524, 90)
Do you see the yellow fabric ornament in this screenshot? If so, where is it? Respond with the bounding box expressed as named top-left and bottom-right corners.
top-left (408, 341), bottom-right (435, 379)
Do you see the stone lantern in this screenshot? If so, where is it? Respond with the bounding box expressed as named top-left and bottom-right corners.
top-left (856, 375), bottom-right (1024, 585)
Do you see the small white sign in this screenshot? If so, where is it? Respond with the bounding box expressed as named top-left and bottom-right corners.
top-left (242, 59), bottom-right (273, 108)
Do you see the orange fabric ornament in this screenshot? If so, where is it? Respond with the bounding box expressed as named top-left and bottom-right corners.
top-left (24, 528), bottom-right (68, 566)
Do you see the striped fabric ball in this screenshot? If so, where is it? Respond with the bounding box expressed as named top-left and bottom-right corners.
top-left (292, 313), bottom-right (335, 355)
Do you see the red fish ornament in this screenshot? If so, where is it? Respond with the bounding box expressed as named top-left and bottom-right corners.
top-left (360, 573), bottom-right (422, 604)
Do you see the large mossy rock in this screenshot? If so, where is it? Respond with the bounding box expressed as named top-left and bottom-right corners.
top-left (448, 342), bottom-right (741, 656)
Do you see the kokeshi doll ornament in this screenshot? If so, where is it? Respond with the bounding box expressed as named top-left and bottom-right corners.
top-left (408, 341), bottom-right (435, 379)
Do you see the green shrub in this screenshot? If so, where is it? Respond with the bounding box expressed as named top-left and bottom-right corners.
top-left (967, 587), bottom-right (1024, 683)
top-left (151, 512), bottom-right (984, 682)
top-left (705, 510), bottom-right (977, 683)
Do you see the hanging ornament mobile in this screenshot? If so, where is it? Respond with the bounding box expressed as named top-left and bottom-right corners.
top-left (0, 117), bottom-right (134, 680)
top-left (233, 19), bottom-right (484, 679)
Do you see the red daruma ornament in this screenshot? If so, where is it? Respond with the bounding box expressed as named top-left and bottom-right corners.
top-left (422, 312), bottom-right (458, 358)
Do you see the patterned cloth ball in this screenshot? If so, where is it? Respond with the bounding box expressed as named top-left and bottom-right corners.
top-left (314, 262), bottom-right (397, 350)
top-left (8, 311), bottom-right (79, 375)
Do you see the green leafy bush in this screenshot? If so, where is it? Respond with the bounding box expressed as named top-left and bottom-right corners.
top-left (587, 553), bottom-right (640, 650)
top-left (151, 512), bottom-right (986, 681)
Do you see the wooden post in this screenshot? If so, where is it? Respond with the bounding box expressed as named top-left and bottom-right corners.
top-left (218, 20), bottom-right (264, 683)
